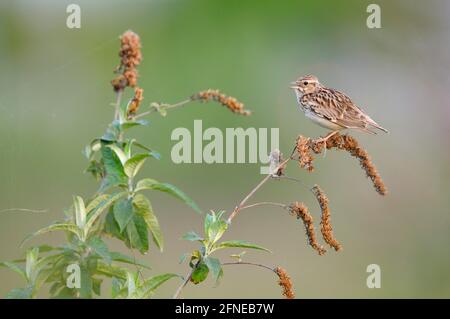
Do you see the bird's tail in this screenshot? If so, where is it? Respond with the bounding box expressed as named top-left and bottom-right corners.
top-left (367, 117), bottom-right (389, 133)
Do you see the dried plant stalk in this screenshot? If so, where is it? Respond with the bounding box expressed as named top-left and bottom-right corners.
top-left (312, 185), bottom-right (342, 252)
top-left (191, 89), bottom-right (251, 115)
top-left (111, 30), bottom-right (142, 92)
top-left (295, 133), bottom-right (387, 195)
top-left (289, 202), bottom-right (326, 255)
top-left (296, 135), bottom-right (315, 172)
top-left (275, 266), bottom-right (295, 299)
top-left (323, 134), bottom-right (387, 195)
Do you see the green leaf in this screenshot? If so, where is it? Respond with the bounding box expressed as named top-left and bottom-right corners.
top-left (0, 262), bottom-right (27, 281)
top-left (5, 286), bottom-right (33, 299)
top-left (80, 264), bottom-right (93, 298)
top-left (110, 252), bottom-right (150, 269)
top-left (113, 198), bottom-right (134, 232)
top-left (206, 216), bottom-right (228, 245)
top-left (73, 196), bottom-right (86, 230)
top-left (136, 178), bottom-right (202, 214)
top-left (54, 287), bottom-right (77, 299)
top-left (107, 144), bottom-right (128, 165)
top-left (92, 278), bottom-right (102, 296)
top-left (87, 237), bottom-right (111, 264)
top-left (121, 119), bottom-right (149, 130)
top-left (95, 262), bottom-right (128, 280)
top-left (99, 144), bottom-right (127, 192)
top-left (182, 231), bottom-right (203, 242)
top-left (204, 257), bottom-right (223, 285)
top-left (138, 273), bottom-right (178, 298)
top-left (25, 247), bottom-right (40, 282)
top-left (21, 223), bottom-right (83, 247)
top-left (214, 240), bottom-right (272, 253)
top-left (126, 271), bottom-right (138, 297)
top-left (85, 191), bottom-right (127, 232)
top-left (86, 194), bottom-right (110, 213)
top-left (124, 153), bottom-right (149, 178)
top-left (133, 194), bottom-right (163, 251)
top-left (83, 139), bottom-right (101, 160)
top-left (111, 277), bottom-right (122, 298)
top-left (125, 215), bottom-right (149, 254)
top-left (104, 207), bottom-right (124, 240)
top-left (190, 262), bottom-right (209, 285)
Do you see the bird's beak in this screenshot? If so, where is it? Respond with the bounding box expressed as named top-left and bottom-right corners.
top-left (290, 82), bottom-right (299, 89)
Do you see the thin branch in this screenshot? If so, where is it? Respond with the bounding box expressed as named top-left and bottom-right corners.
top-left (240, 202), bottom-right (288, 211)
top-left (114, 90), bottom-right (123, 121)
top-left (278, 175), bottom-right (313, 193)
top-left (134, 99), bottom-right (193, 119)
top-left (0, 208), bottom-right (47, 213)
top-left (173, 267), bottom-right (195, 299)
top-left (227, 156), bottom-right (292, 223)
top-left (222, 262), bottom-right (276, 273)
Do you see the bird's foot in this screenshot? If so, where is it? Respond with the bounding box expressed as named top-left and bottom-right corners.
top-left (316, 131), bottom-right (339, 158)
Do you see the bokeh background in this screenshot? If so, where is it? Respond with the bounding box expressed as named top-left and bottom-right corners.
top-left (0, 0), bottom-right (449, 298)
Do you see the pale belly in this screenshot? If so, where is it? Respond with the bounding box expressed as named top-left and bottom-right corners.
top-left (304, 110), bottom-right (344, 131)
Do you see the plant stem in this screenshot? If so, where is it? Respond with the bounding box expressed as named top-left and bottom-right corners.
top-left (227, 157), bottom-right (291, 223)
top-left (221, 261), bottom-right (276, 273)
top-left (114, 90), bottom-right (123, 121)
top-left (239, 202), bottom-right (288, 211)
top-left (173, 267), bottom-right (195, 299)
top-left (134, 99), bottom-right (192, 119)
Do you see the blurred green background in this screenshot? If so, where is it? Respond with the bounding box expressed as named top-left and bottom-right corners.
top-left (1, 0), bottom-right (449, 298)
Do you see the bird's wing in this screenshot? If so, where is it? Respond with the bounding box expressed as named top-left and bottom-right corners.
top-left (306, 88), bottom-right (386, 133)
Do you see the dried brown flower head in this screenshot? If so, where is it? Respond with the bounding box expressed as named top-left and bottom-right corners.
top-left (127, 87), bottom-right (144, 117)
top-left (296, 133), bottom-right (387, 195)
top-left (296, 135), bottom-right (315, 172)
top-left (191, 89), bottom-right (251, 115)
top-left (112, 30), bottom-right (142, 92)
top-left (274, 266), bottom-right (295, 299)
top-left (323, 134), bottom-right (387, 195)
top-left (289, 202), bottom-right (326, 255)
top-left (312, 185), bottom-right (342, 252)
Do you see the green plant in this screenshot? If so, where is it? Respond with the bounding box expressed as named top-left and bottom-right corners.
top-left (1, 30), bottom-right (251, 299)
top-left (2, 30), bottom-right (386, 300)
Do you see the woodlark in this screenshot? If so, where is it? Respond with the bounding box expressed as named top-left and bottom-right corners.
top-left (290, 75), bottom-right (388, 143)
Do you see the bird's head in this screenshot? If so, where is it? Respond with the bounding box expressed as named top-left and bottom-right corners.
top-left (290, 75), bottom-right (320, 94)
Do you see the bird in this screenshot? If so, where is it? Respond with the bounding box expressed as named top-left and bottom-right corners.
top-left (290, 75), bottom-right (388, 144)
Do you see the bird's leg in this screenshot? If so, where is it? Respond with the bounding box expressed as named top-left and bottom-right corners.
top-left (316, 131), bottom-right (339, 158)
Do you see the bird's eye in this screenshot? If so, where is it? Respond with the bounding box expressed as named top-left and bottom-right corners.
top-left (303, 81), bottom-right (308, 86)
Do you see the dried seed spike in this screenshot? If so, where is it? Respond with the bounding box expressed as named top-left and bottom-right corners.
top-left (112, 30), bottom-right (142, 92)
top-left (191, 89), bottom-right (251, 115)
top-left (323, 133), bottom-right (387, 195)
top-left (295, 135), bottom-right (315, 172)
top-left (289, 202), bottom-right (326, 255)
top-left (275, 266), bottom-right (295, 299)
top-left (312, 185), bottom-right (342, 252)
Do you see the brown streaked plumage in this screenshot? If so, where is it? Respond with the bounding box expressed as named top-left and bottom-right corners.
top-left (290, 75), bottom-right (388, 141)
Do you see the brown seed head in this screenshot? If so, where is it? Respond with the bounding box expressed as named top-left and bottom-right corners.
top-left (191, 89), bottom-right (251, 116)
top-left (312, 185), bottom-right (342, 252)
top-left (274, 266), bottom-right (295, 299)
top-left (289, 202), bottom-right (326, 255)
top-left (296, 135), bottom-right (315, 172)
top-left (322, 134), bottom-right (387, 195)
top-left (112, 30), bottom-right (142, 92)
